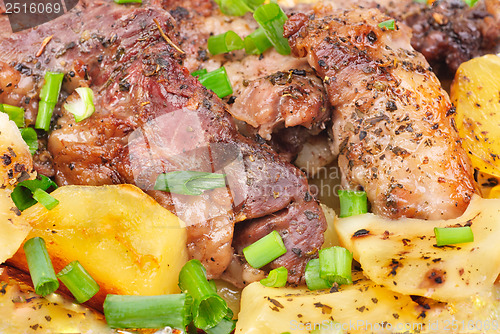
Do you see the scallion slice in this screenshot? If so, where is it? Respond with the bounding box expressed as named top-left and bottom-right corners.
top-left (104, 294), bottom-right (192, 329)
top-left (378, 19), bottom-right (395, 30)
top-left (154, 171), bottom-right (226, 196)
top-left (463, 0), bottom-right (479, 7)
top-left (57, 261), bottom-right (99, 303)
top-left (243, 230), bottom-right (287, 269)
top-left (434, 226), bottom-right (474, 246)
top-left (208, 31), bottom-right (244, 55)
top-left (191, 68), bottom-right (208, 77)
top-left (304, 258), bottom-right (331, 291)
top-left (11, 175), bottom-right (58, 211)
top-left (32, 188), bottom-right (59, 210)
top-left (178, 260), bottom-right (230, 330)
top-left (24, 237), bottom-right (59, 297)
top-left (197, 67), bottom-right (233, 98)
top-left (244, 28), bottom-right (273, 55)
top-left (319, 246), bottom-right (353, 286)
top-left (253, 3), bottom-right (291, 55)
top-left (214, 0), bottom-right (252, 16)
top-left (35, 72), bottom-right (64, 131)
top-left (206, 309), bottom-right (236, 334)
top-left (63, 87), bottom-right (95, 123)
top-left (20, 128), bottom-right (38, 155)
top-left (260, 267), bottom-right (288, 287)
top-left (1, 104), bottom-right (25, 127)
top-left (114, 0), bottom-right (142, 3)
top-left (338, 190), bottom-right (368, 218)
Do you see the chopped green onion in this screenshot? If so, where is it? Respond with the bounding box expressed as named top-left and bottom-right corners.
top-left (253, 3), bottom-right (291, 55)
top-left (434, 226), bottom-right (474, 246)
top-left (260, 267), bottom-right (288, 287)
top-left (214, 0), bottom-right (252, 16)
top-left (244, 28), bottom-right (273, 55)
top-left (57, 261), bottom-right (99, 303)
top-left (114, 0), bottom-right (141, 3)
top-left (463, 0), bottom-right (479, 7)
top-left (243, 230), bottom-right (287, 269)
top-left (35, 72), bottom-right (64, 131)
top-left (208, 31), bottom-right (244, 55)
top-left (197, 67), bottom-right (233, 98)
top-left (319, 246), bottom-right (353, 286)
top-left (154, 171), bottom-right (226, 196)
top-left (20, 128), bottom-right (38, 155)
top-left (63, 87), bottom-right (95, 123)
top-left (178, 260), bottom-right (230, 330)
top-left (32, 188), bottom-right (59, 210)
top-left (304, 258), bottom-right (331, 291)
top-left (206, 309), bottom-right (236, 334)
top-left (104, 294), bottom-right (192, 329)
top-left (378, 19), bottom-right (396, 30)
top-left (1, 104), bottom-right (25, 127)
top-left (338, 190), bottom-right (368, 218)
top-left (413, 0), bottom-right (428, 3)
top-left (11, 175), bottom-right (58, 211)
top-left (191, 68), bottom-right (208, 77)
top-left (23, 237), bottom-right (59, 297)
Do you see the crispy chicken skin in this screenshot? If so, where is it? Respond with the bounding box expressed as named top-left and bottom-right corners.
top-left (285, 8), bottom-right (477, 219)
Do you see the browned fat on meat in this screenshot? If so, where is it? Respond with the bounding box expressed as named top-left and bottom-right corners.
top-left (0, 1), bottom-right (326, 286)
top-left (284, 8), bottom-right (477, 220)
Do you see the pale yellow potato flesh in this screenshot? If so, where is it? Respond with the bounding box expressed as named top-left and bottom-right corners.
top-left (0, 189), bottom-right (30, 265)
top-left (0, 113), bottom-right (33, 188)
top-left (335, 195), bottom-right (500, 303)
top-left (451, 54), bottom-right (500, 177)
top-left (8, 184), bottom-right (188, 310)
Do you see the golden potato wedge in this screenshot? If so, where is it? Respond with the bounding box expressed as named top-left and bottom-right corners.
top-left (0, 113), bottom-right (33, 187)
top-left (8, 184), bottom-right (188, 310)
top-left (335, 195), bottom-right (500, 303)
top-left (451, 54), bottom-right (500, 177)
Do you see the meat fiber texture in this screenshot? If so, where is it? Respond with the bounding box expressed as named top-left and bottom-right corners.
top-left (0, 1), bottom-right (326, 286)
top-left (284, 7), bottom-right (477, 220)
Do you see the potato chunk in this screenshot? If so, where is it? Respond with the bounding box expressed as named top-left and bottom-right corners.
top-left (451, 54), bottom-right (500, 177)
top-left (8, 184), bottom-right (188, 309)
top-left (0, 113), bottom-right (33, 187)
top-left (0, 189), bottom-right (30, 265)
top-left (335, 195), bottom-right (500, 303)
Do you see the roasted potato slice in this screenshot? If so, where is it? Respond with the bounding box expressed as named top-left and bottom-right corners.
top-left (8, 184), bottom-right (188, 310)
top-left (0, 189), bottom-right (30, 265)
top-left (451, 54), bottom-right (500, 177)
top-left (335, 195), bottom-right (500, 303)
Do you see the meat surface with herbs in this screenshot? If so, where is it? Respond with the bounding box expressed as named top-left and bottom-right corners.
top-left (0, 0), bottom-right (326, 286)
top-left (284, 7), bottom-right (477, 219)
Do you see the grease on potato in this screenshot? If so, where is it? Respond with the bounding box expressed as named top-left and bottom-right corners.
top-left (451, 54), bottom-right (500, 177)
top-left (8, 184), bottom-right (188, 310)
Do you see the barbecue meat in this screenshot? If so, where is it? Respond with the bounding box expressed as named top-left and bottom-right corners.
top-left (284, 7), bottom-right (477, 219)
top-left (0, 1), bottom-right (326, 285)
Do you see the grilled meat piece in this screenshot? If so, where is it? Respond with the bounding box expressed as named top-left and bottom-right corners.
top-left (388, 0), bottom-right (500, 73)
top-left (0, 1), bottom-right (326, 284)
top-left (284, 7), bottom-right (477, 219)
top-left (158, 0), bottom-right (331, 153)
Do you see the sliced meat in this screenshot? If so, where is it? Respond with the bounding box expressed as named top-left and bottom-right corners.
top-left (0, 1), bottom-right (326, 284)
top-left (284, 7), bottom-right (477, 220)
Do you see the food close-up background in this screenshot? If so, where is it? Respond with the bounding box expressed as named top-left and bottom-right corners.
top-left (0, 0), bottom-right (499, 333)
